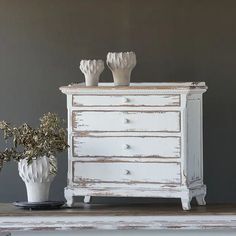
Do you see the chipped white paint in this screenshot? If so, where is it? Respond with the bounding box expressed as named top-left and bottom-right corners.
top-left (2, 213), bottom-right (236, 232)
top-left (60, 82), bottom-right (208, 210)
top-left (73, 136), bottom-right (181, 158)
top-left (18, 156), bottom-right (57, 202)
top-left (73, 162), bottom-right (181, 184)
top-left (72, 111), bottom-right (181, 132)
top-left (72, 94), bottom-right (180, 107)
top-left (60, 82), bottom-right (207, 94)
top-left (64, 184), bottom-right (206, 202)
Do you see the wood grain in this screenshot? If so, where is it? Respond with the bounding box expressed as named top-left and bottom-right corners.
top-left (72, 94), bottom-right (180, 107)
top-left (0, 203), bottom-right (236, 232)
top-left (72, 111), bottom-right (181, 132)
top-left (72, 162), bottom-right (181, 184)
top-left (62, 82), bottom-right (207, 210)
top-left (72, 136), bottom-right (181, 158)
top-left (60, 82), bottom-right (208, 95)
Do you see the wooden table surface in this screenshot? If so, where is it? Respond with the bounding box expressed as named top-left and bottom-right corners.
top-left (0, 203), bottom-right (236, 232)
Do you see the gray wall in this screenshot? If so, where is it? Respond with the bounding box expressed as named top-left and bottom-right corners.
top-left (0, 0), bottom-right (235, 204)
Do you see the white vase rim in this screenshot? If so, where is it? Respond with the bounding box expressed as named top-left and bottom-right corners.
top-left (107, 51), bottom-right (136, 55)
top-left (80, 59), bottom-right (104, 63)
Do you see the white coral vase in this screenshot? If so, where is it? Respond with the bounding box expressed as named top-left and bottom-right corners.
top-left (80, 59), bottom-right (104, 86)
top-left (106, 52), bottom-right (137, 86)
top-left (18, 156), bottom-right (57, 202)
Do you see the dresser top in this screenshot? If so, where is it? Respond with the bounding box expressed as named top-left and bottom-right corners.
top-left (60, 82), bottom-right (207, 94)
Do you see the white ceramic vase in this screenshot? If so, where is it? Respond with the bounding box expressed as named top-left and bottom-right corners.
top-left (106, 52), bottom-right (137, 86)
top-left (18, 156), bottom-right (57, 202)
top-left (80, 59), bottom-right (104, 86)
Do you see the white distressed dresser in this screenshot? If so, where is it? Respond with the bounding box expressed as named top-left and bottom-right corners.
top-left (60, 82), bottom-right (208, 210)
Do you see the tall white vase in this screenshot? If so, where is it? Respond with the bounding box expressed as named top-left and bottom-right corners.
top-left (18, 156), bottom-right (57, 202)
top-left (80, 60), bottom-right (104, 86)
top-left (106, 52), bottom-right (137, 86)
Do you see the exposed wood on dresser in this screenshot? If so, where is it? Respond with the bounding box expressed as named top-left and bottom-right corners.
top-left (60, 82), bottom-right (207, 210)
top-left (0, 203), bottom-right (236, 232)
top-left (72, 94), bottom-right (181, 107)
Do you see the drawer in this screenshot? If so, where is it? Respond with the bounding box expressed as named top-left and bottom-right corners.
top-left (72, 95), bottom-right (180, 107)
top-left (73, 162), bottom-right (181, 184)
top-left (73, 136), bottom-right (181, 158)
top-left (72, 111), bottom-right (181, 132)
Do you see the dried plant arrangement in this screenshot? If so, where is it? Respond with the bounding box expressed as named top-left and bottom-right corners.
top-left (0, 112), bottom-right (69, 174)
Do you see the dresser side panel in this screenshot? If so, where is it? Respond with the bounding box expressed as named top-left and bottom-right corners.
top-left (67, 94), bottom-right (74, 186)
top-left (186, 96), bottom-right (203, 186)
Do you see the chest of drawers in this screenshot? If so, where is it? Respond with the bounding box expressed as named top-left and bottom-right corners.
top-left (60, 82), bottom-right (207, 210)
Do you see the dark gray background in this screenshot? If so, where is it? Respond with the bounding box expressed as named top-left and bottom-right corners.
top-left (0, 0), bottom-right (235, 204)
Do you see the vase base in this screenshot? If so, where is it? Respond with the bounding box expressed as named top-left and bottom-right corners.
top-left (114, 83), bottom-right (130, 86)
top-left (13, 201), bottom-right (65, 210)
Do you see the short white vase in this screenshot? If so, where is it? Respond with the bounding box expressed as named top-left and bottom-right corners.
top-left (106, 52), bottom-right (136, 86)
top-left (18, 156), bottom-right (57, 202)
top-left (80, 59), bottom-right (104, 86)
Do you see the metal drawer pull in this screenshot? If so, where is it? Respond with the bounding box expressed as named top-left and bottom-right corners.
top-left (124, 169), bottom-right (131, 175)
top-left (123, 144), bottom-right (130, 150)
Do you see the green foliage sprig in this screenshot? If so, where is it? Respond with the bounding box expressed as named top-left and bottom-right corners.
top-left (0, 113), bottom-right (69, 173)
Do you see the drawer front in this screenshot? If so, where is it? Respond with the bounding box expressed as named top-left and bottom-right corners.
top-left (73, 136), bottom-right (181, 158)
top-left (72, 94), bottom-right (180, 107)
top-left (72, 111), bottom-right (180, 132)
top-left (73, 162), bottom-right (181, 184)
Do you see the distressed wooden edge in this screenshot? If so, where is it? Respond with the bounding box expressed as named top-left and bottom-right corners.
top-left (72, 94), bottom-right (181, 107)
top-left (59, 83), bottom-right (208, 95)
top-left (3, 213), bottom-right (236, 231)
top-left (72, 135), bottom-right (181, 158)
top-left (71, 161), bottom-right (182, 185)
top-left (72, 110), bottom-right (181, 133)
top-left (60, 88), bottom-right (208, 95)
top-left (64, 184), bottom-right (205, 211)
top-left (59, 82), bottom-right (207, 92)
top-left (65, 184), bottom-right (206, 197)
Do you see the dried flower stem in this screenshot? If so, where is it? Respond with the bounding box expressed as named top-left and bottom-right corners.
top-left (0, 112), bottom-right (69, 173)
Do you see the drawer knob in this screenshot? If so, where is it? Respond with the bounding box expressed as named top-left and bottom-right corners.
top-left (124, 169), bottom-right (131, 175)
top-left (123, 97), bottom-right (129, 103)
top-left (123, 144), bottom-right (130, 150)
top-left (123, 118), bottom-right (130, 124)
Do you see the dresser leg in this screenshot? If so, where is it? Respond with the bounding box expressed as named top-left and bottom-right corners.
top-left (196, 194), bottom-right (206, 206)
top-left (65, 190), bottom-right (75, 207)
top-left (181, 197), bottom-right (192, 210)
top-left (66, 196), bottom-right (75, 207)
top-left (84, 196), bottom-right (91, 203)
